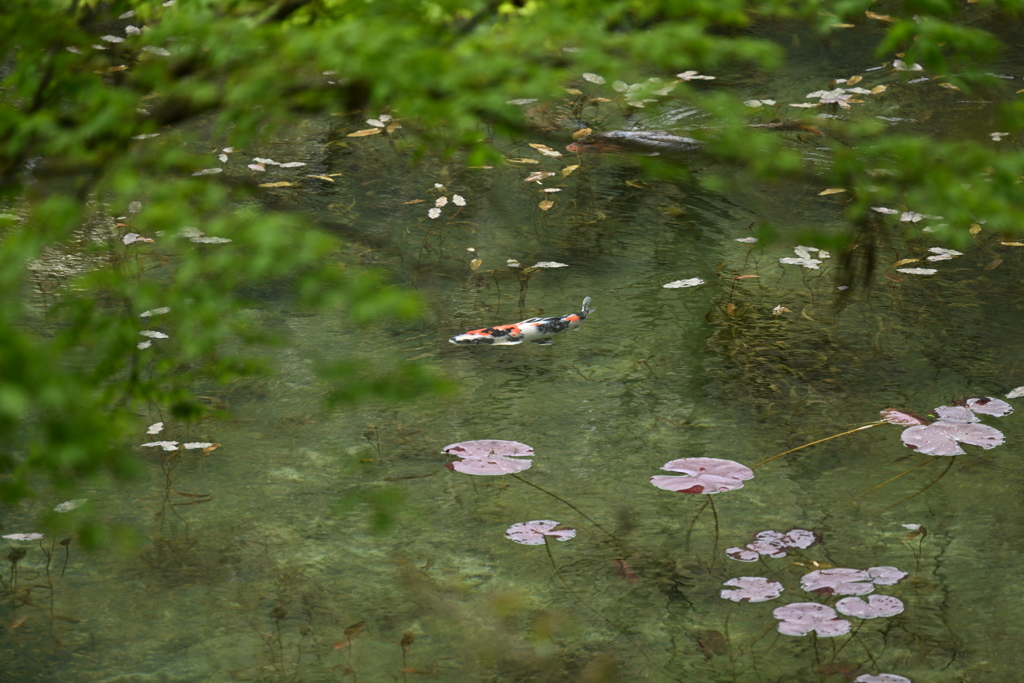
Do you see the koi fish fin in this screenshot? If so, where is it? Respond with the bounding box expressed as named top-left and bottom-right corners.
top-left (491, 340), bottom-right (523, 346)
top-left (531, 339), bottom-right (554, 346)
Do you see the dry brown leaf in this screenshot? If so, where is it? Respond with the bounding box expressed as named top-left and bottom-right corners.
top-left (539, 200), bottom-right (554, 211)
top-left (561, 164), bottom-right (580, 178)
top-left (892, 258), bottom-right (919, 267)
top-left (565, 88), bottom-right (583, 96)
top-left (1001, 241), bottom-right (1024, 246)
top-left (883, 272), bottom-right (904, 283)
top-left (589, 97), bottom-right (611, 103)
top-left (831, 23), bottom-right (854, 28)
top-left (347, 128), bottom-right (383, 137)
top-left (306, 175), bottom-right (335, 182)
top-left (865, 10), bottom-right (895, 21)
top-left (733, 274), bottom-right (760, 280)
top-left (506, 158), bottom-right (540, 164)
top-left (846, 75), bottom-right (862, 85)
top-left (870, 85), bottom-right (887, 94)
top-left (469, 258), bottom-right (482, 271)
top-left (625, 180), bottom-right (653, 189)
top-left (986, 258), bottom-right (1003, 270)
top-left (572, 128), bottom-right (592, 141)
top-left (344, 621), bottom-right (366, 638)
top-left (258, 182), bottom-right (294, 188)
top-left (818, 188), bottom-right (847, 196)
top-left (938, 82), bottom-right (961, 91)
top-left (386, 121), bottom-right (402, 133)
top-left (969, 223), bottom-right (982, 235)
top-left (404, 199), bottom-right (425, 204)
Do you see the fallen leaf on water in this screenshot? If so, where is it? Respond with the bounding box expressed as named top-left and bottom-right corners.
top-left (539, 200), bottom-right (554, 211)
top-left (7, 615), bottom-right (27, 630)
top-left (347, 128), bottom-right (382, 137)
top-left (524, 171), bottom-right (556, 183)
top-left (986, 258), bottom-right (1003, 270)
top-left (866, 10), bottom-right (894, 21)
top-left (892, 258), bottom-right (919, 267)
top-left (626, 180), bottom-right (654, 189)
top-left (970, 223), bottom-right (982, 235)
top-left (529, 143), bottom-right (562, 158)
top-left (469, 258), bottom-right (482, 271)
top-left (306, 175), bottom-right (335, 182)
top-left (572, 128), bottom-right (592, 140)
top-left (939, 82), bottom-right (961, 91)
top-left (344, 621), bottom-right (366, 638)
top-left (772, 305), bottom-right (790, 316)
top-left (506, 157), bottom-right (540, 164)
top-left (565, 88), bottom-right (583, 96)
top-left (386, 122), bottom-right (402, 134)
top-left (404, 199), bottom-right (425, 204)
top-left (733, 274), bottom-right (760, 280)
top-left (847, 76), bottom-right (863, 85)
top-left (258, 182), bottom-right (294, 188)
top-left (613, 559), bottom-right (639, 583)
top-left (870, 85), bottom-right (887, 94)
top-left (561, 164), bottom-right (580, 177)
top-left (818, 188), bottom-right (846, 196)
top-left (1000, 241), bottom-right (1024, 246)
top-left (883, 272), bottom-right (903, 282)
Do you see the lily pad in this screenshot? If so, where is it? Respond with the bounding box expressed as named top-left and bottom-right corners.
top-left (505, 520), bottom-right (576, 545)
top-left (651, 457), bottom-right (754, 494)
top-left (720, 577), bottom-right (784, 603)
top-left (900, 422), bottom-right (1004, 455)
top-left (773, 603), bottom-right (851, 637)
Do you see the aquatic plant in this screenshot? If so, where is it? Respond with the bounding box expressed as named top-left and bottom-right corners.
top-left (726, 527), bottom-right (821, 562)
top-left (835, 595), bottom-right (905, 619)
top-left (720, 577), bottom-right (783, 603)
top-left (442, 440), bottom-right (534, 475)
top-left (505, 520), bottom-right (577, 545)
top-left (773, 603), bottom-right (851, 637)
top-left (649, 457), bottom-right (753, 494)
top-left (801, 566), bottom-right (907, 596)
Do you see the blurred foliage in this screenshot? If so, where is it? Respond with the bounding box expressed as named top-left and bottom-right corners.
top-left (2, 0), bottom-right (1024, 515)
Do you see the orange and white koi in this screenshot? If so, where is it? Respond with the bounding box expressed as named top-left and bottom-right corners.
top-left (449, 297), bottom-right (593, 346)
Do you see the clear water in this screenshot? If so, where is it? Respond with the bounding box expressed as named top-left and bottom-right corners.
top-left (5, 24), bottom-right (1024, 683)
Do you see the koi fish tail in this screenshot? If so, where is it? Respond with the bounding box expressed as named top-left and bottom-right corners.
top-left (581, 297), bottom-right (594, 317)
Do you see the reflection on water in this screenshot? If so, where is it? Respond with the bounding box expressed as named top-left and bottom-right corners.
top-left (6, 29), bottom-right (1024, 683)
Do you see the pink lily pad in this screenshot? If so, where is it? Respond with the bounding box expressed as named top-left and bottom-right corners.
top-left (725, 547), bottom-right (760, 562)
top-left (801, 568), bottom-right (874, 596)
top-left (932, 405), bottom-right (978, 423)
top-left (966, 396), bottom-right (1013, 417)
top-left (505, 520), bottom-right (576, 545)
top-left (855, 675), bottom-right (912, 683)
top-left (773, 603), bottom-right (851, 637)
top-left (443, 439), bottom-right (534, 475)
top-left (442, 440), bottom-right (534, 458)
top-left (720, 576), bottom-right (784, 603)
top-left (835, 595), bottom-right (905, 619)
top-left (880, 409), bottom-right (928, 426)
top-left (867, 566), bottom-right (908, 586)
top-left (446, 456), bottom-right (533, 475)
top-left (726, 527), bottom-right (822, 562)
top-left (650, 457), bottom-right (754, 494)
top-left (781, 528), bottom-right (822, 549)
top-left (900, 422), bottom-right (1004, 455)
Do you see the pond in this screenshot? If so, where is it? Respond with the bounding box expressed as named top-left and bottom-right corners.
top-left (4, 21), bottom-right (1024, 683)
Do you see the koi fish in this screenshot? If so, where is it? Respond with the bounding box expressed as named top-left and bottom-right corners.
top-left (449, 297), bottom-right (594, 346)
